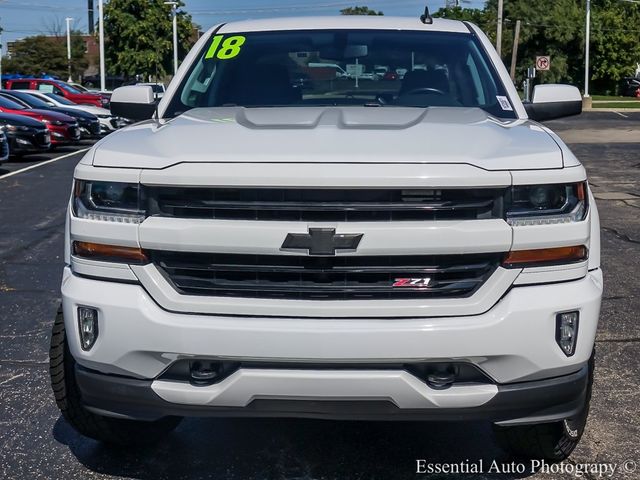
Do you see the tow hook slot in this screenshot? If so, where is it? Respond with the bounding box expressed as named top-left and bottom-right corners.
top-left (189, 361), bottom-right (222, 385)
top-left (426, 370), bottom-right (456, 390)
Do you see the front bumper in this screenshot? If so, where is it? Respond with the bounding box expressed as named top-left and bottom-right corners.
top-left (79, 121), bottom-right (102, 138)
top-left (76, 363), bottom-right (589, 425)
top-left (8, 132), bottom-right (51, 154)
top-left (49, 125), bottom-right (81, 145)
top-left (62, 266), bottom-right (602, 420)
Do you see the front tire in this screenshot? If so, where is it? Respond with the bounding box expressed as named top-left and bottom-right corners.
top-left (492, 350), bottom-right (595, 461)
top-left (49, 307), bottom-right (181, 446)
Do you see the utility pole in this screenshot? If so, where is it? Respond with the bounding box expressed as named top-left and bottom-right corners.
top-left (584, 0), bottom-right (591, 99)
top-left (496, 0), bottom-right (504, 56)
top-left (164, 1), bottom-right (179, 76)
top-left (509, 20), bottom-right (521, 82)
top-left (88, 0), bottom-right (95, 35)
top-left (65, 17), bottom-right (74, 82)
top-left (98, 0), bottom-right (105, 92)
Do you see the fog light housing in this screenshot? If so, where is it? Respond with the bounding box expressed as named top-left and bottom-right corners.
top-left (556, 311), bottom-right (579, 357)
top-left (78, 307), bottom-right (99, 351)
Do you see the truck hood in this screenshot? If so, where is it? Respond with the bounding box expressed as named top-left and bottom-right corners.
top-left (92, 107), bottom-right (563, 170)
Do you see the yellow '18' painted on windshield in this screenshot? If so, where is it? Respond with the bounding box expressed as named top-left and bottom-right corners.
top-left (205, 35), bottom-right (246, 60)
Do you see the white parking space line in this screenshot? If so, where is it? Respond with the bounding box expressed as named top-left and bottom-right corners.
top-left (0, 148), bottom-right (90, 181)
top-left (612, 111), bottom-right (629, 118)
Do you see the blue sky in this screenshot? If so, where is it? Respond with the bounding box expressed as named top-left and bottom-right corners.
top-left (0, 0), bottom-right (486, 46)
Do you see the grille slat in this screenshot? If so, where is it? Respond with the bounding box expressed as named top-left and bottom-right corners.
top-left (152, 252), bottom-right (501, 300)
top-left (146, 187), bottom-right (504, 222)
top-left (156, 261), bottom-right (494, 275)
top-left (157, 199), bottom-right (494, 212)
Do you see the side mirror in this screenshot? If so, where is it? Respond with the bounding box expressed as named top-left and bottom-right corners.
top-left (524, 84), bottom-right (582, 122)
top-left (110, 85), bottom-right (156, 121)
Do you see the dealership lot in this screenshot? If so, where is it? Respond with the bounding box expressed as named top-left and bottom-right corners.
top-left (0, 113), bottom-right (638, 479)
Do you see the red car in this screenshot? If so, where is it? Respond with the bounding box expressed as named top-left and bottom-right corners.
top-left (4, 78), bottom-right (107, 108)
top-left (383, 71), bottom-right (399, 81)
top-left (0, 95), bottom-right (81, 145)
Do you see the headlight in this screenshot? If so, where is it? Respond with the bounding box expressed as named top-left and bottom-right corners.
top-left (506, 182), bottom-right (587, 226)
top-left (73, 180), bottom-right (145, 224)
top-left (4, 124), bottom-right (29, 132)
top-left (42, 119), bottom-right (65, 126)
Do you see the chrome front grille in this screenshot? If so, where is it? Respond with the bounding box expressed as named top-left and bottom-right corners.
top-left (152, 251), bottom-right (502, 300)
top-left (145, 187), bottom-right (505, 222)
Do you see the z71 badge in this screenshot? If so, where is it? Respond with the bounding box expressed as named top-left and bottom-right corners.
top-left (392, 278), bottom-right (431, 288)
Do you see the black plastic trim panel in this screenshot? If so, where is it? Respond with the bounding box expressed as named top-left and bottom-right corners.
top-left (76, 364), bottom-right (588, 425)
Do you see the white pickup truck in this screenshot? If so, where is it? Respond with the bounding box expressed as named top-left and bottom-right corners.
top-left (50, 11), bottom-right (601, 461)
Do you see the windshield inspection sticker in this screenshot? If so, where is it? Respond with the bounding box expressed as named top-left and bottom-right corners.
top-left (205, 35), bottom-right (246, 60)
top-left (497, 96), bottom-right (514, 111)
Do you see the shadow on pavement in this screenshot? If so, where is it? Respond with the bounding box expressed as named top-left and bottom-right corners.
top-left (53, 415), bottom-right (540, 479)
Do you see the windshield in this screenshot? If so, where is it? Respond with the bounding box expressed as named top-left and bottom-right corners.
top-left (0, 96), bottom-right (26, 110)
top-left (44, 93), bottom-right (75, 105)
top-left (6, 92), bottom-right (50, 109)
top-left (58, 82), bottom-right (82, 94)
top-left (167, 29), bottom-right (515, 118)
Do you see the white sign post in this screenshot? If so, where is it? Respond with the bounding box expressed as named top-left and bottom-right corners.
top-left (346, 62), bottom-right (364, 89)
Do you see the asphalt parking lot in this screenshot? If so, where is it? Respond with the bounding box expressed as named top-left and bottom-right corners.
top-left (0, 113), bottom-right (638, 480)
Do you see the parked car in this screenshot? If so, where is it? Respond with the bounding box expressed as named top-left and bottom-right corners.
top-left (137, 82), bottom-right (166, 100)
top-left (357, 72), bottom-right (378, 81)
top-left (308, 63), bottom-right (350, 79)
top-left (4, 78), bottom-right (107, 108)
top-left (0, 91), bottom-right (101, 138)
top-left (0, 95), bottom-right (80, 146)
top-left (620, 76), bottom-right (640, 97)
top-left (81, 74), bottom-right (128, 91)
top-left (54, 13), bottom-right (598, 464)
top-left (291, 72), bottom-right (313, 90)
top-left (69, 82), bottom-right (112, 107)
top-left (395, 68), bottom-right (408, 79)
top-left (0, 130), bottom-right (9, 163)
top-left (15, 90), bottom-right (126, 134)
top-left (0, 112), bottom-right (51, 155)
top-left (383, 71), bottom-right (399, 81)
top-left (373, 65), bottom-right (388, 79)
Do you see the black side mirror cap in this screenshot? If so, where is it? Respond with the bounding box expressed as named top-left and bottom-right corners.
top-left (524, 100), bottom-right (582, 122)
top-left (525, 84), bottom-right (583, 122)
top-left (110, 101), bottom-right (157, 121)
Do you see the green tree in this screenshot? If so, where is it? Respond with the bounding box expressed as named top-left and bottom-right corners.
top-left (589, 0), bottom-right (640, 93)
top-left (433, 6), bottom-right (489, 27)
top-left (436, 0), bottom-right (640, 94)
top-left (340, 6), bottom-right (383, 15)
top-left (484, 0), bottom-right (585, 85)
top-left (103, 0), bottom-right (197, 79)
top-left (3, 31), bottom-right (88, 79)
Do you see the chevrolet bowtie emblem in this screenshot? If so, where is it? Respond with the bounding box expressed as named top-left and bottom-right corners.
top-left (281, 228), bottom-right (363, 256)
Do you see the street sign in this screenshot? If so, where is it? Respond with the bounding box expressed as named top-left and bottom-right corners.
top-left (536, 56), bottom-right (551, 71)
top-left (346, 64), bottom-right (364, 77)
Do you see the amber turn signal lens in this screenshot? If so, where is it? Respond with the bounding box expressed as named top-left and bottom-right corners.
top-left (73, 241), bottom-right (149, 264)
top-left (503, 245), bottom-right (588, 268)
